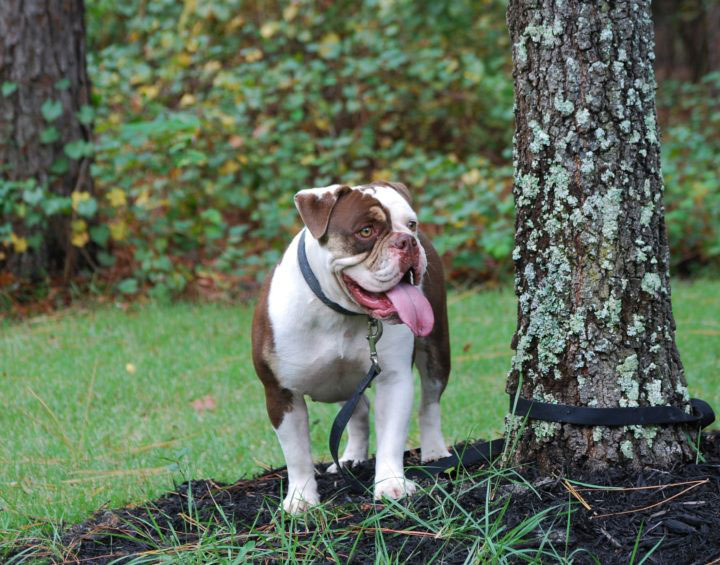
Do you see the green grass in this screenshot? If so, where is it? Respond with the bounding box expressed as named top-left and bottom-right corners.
top-left (0, 280), bottom-right (718, 544)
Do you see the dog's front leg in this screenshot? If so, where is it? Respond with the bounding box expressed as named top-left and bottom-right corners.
top-left (275, 393), bottom-right (320, 513)
top-left (373, 369), bottom-right (417, 501)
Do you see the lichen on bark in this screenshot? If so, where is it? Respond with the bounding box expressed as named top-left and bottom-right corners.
top-left (505, 0), bottom-right (693, 471)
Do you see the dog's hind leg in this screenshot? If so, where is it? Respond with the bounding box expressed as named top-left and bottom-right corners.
top-left (415, 344), bottom-right (452, 463)
top-left (327, 393), bottom-right (370, 473)
top-left (414, 232), bottom-right (452, 462)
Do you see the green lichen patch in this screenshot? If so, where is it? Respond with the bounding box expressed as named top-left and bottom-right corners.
top-left (620, 440), bottom-right (634, 459)
top-left (528, 120), bottom-right (550, 153)
top-left (617, 354), bottom-right (639, 407)
top-left (641, 272), bottom-right (661, 296)
top-left (627, 314), bottom-right (645, 337)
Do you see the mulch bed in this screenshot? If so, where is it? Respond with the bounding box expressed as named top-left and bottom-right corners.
top-left (16, 432), bottom-right (720, 564)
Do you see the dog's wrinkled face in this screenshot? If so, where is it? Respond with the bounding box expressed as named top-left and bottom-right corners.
top-left (294, 182), bottom-right (433, 336)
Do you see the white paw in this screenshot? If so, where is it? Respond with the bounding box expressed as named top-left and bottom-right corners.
top-left (374, 476), bottom-right (417, 501)
top-left (283, 487), bottom-right (320, 514)
top-left (326, 457), bottom-right (366, 474)
top-left (421, 445), bottom-right (451, 463)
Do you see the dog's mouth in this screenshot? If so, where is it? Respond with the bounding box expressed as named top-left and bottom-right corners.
top-left (341, 269), bottom-right (434, 337)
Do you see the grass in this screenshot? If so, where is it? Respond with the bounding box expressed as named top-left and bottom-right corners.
top-left (0, 279), bottom-right (718, 552)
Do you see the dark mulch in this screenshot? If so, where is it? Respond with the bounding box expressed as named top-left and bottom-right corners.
top-left (13, 432), bottom-right (720, 564)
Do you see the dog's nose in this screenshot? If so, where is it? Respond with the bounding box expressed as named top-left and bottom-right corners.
top-left (390, 233), bottom-right (418, 251)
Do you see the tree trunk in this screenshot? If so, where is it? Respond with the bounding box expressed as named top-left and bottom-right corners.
top-left (505, 0), bottom-right (693, 472)
top-left (0, 0), bottom-right (93, 280)
top-left (653, 0), bottom-right (720, 82)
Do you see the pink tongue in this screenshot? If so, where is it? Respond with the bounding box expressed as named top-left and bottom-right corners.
top-left (385, 283), bottom-right (434, 337)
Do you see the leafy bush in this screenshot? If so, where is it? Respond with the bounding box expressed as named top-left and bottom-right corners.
top-left (658, 71), bottom-right (720, 276)
top-left (2, 0), bottom-right (718, 305)
top-left (83, 0), bottom-right (514, 298)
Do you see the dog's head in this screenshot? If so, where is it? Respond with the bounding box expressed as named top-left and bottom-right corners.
top-left (294, 181), bottom-right (433, 336)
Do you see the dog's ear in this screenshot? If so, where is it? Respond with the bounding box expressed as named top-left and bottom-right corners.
top-left (380, 181), bottom-right (412, 205)
top-left (294, 184), bottom-right (352, 239)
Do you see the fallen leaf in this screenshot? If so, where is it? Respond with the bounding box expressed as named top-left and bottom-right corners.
top-left (191, 394), bottom-right (217, 414)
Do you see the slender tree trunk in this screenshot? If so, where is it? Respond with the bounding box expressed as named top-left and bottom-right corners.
top-left (505, 0), bottom-right (693, 472)
top-left (0, 0), bottom-right (93, 280)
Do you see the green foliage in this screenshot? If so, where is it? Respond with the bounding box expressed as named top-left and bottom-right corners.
top-left (83, 0), bottom-right (514, 296)
top-left (2, 0), bottom-right (718, 299)
top-left (658, 71), bottom-right (720, 275)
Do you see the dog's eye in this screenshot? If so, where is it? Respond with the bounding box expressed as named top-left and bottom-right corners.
top-left (407, 220), bottom-right (417, 231)
top-left (358, 226), bottom-right (374, 238)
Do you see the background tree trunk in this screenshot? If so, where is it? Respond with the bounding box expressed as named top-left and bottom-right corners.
top-left (0, 0), bottom-right (93, 280)
top-left (653, 0), bottom-right (720, 82)
top-left (505, 0), bottom-right (693, 472)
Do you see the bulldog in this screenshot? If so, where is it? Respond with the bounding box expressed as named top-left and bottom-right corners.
top-left (252, 181), bottom-right (451, 513)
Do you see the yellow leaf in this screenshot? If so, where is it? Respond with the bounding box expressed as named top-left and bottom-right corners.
top-left (314, 117), bottom-right (330, 130)
top-left (71, 231), bottom-right (89, 248)
top-left (139, 85), bottom-right (159, 100)
top-left (372, 169), bottom-right (392, 181)
top-left (260, 21), bottom-right (279, 39)
top-left (71, 191), bottom-right (90, 211)
top-left (283, 4), bottom-right (299, 21)
top-left (225, 16), bottom-right (244, 32)
top-left (178, 0), bottom-right (196, 32)
top-left (204, 60), bottom-right (221, 73)
top-left (219, 160), bottom-right (240, 175)
top-left (462, 169), bottom-right (481, 185)
top-left (110, 219), bottom-right (128, 241)
top-left (135, 190), bottom-right (150, 208)
top-left (11, 233), bottom-right (28, 253)
top-left (108, 188), bottom-right (127, 208)
top-left (318, 33), bottom-right (341, 58)
top-left (179, 93), bottom-right (196, 107)
top-left (176, 52), bottom-right (192, 67)
top-left (72, 219), bottom-right (87, 233)
top-left (219, 113), bottom-right (235, 128)
top-left (244, 48), bottom-right (263, 63)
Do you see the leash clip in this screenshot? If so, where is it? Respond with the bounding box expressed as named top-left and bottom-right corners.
top-left (367, 318), bottom-right (383, 372)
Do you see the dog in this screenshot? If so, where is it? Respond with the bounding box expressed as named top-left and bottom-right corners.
top-left (252, 181), bottom-right (451, 513)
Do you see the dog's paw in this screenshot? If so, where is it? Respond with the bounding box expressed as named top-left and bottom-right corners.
top-left (326, 458), bottom-right (366, 474)
top-left (283, 487), bottom-right (320, 514)
top-left (373, 476), bottom-right (417, 501)
top-left (421, 445), bottom-right (451, 463)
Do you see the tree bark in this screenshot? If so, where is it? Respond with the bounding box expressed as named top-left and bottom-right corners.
top-left (0, 0), bottom-right (93, 280)
top-left (505, 0), bottom-right (693, 472)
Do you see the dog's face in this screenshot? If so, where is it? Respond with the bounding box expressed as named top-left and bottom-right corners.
top-left (294, 182), bottom-right (433, 336)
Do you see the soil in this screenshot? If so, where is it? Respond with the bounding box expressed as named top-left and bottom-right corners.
top-left (14, 432), bottom-right (720, 564)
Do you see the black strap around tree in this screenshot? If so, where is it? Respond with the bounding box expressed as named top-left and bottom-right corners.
top-left (512, 395), bottom-right (715, 429)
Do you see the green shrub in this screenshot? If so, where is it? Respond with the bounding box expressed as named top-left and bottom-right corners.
top-left (658, 71), bottom-right (720, 276)
top-left (2, 0), bottom-right (718, 303)
top-left (83, 0), bottom-right (514, 297)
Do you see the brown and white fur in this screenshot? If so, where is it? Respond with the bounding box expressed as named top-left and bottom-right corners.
top-left (252, 182), bottom-right (451, 513)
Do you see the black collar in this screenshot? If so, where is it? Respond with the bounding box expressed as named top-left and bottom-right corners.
top-left (297, 230), bottom-right (364, 317)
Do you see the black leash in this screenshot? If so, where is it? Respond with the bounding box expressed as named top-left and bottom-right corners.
top-left (297, 226), bottom-right (717, 492)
